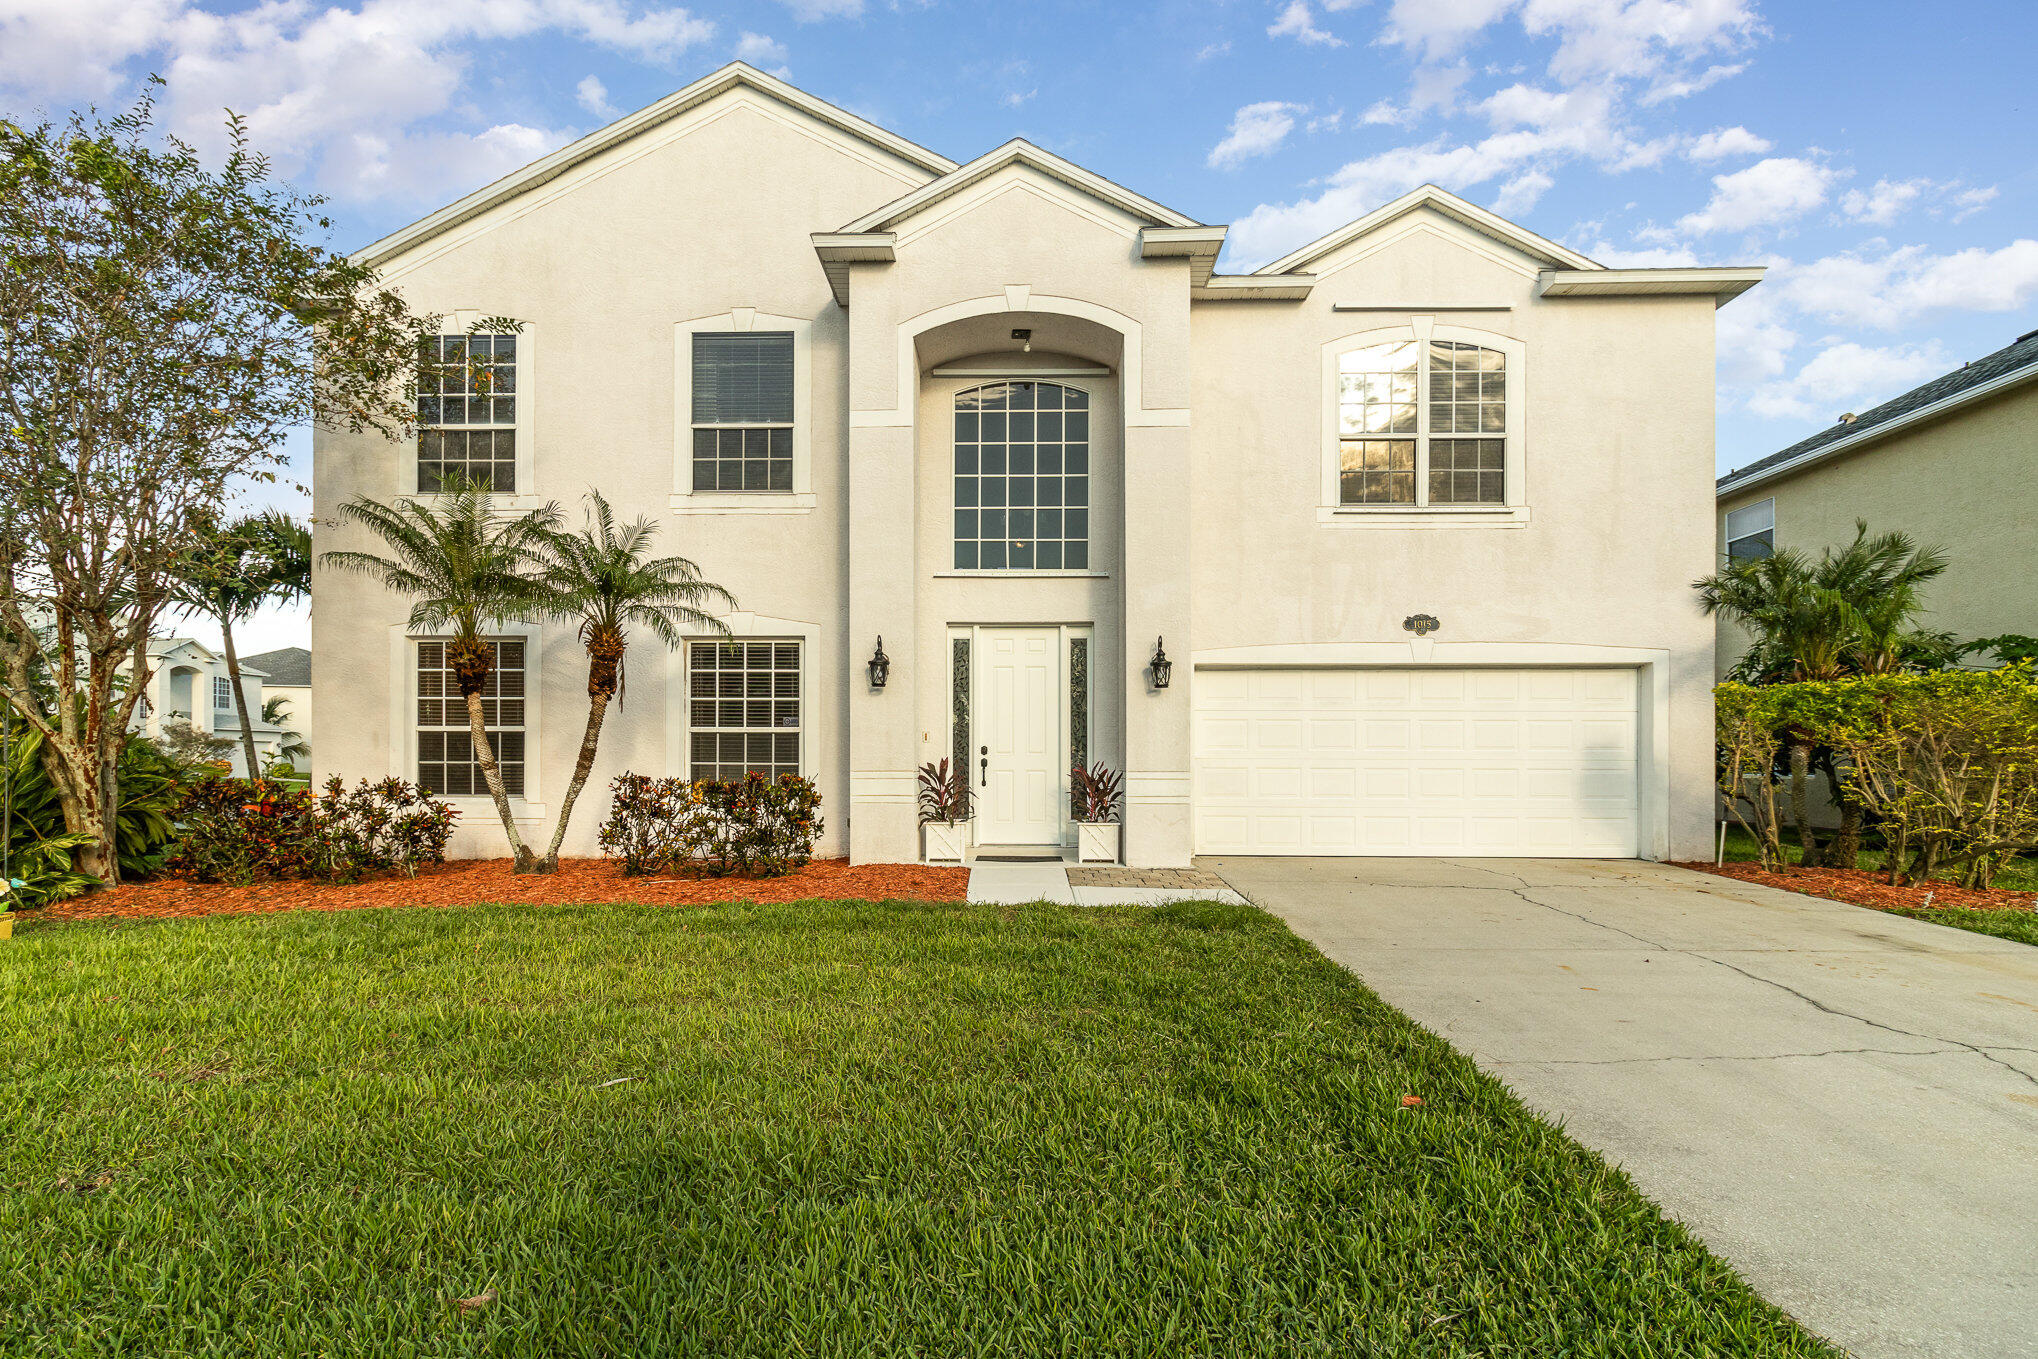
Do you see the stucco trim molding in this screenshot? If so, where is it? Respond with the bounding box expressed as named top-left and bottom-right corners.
top-left (891, 294), bottom-right (1150, 427)
top-left (1189, 641), bottom-right (1674, 861)
top-left (671, 310), bottom-right (816, 514)
top-left (1260, 183), bottom-right (1602, 278)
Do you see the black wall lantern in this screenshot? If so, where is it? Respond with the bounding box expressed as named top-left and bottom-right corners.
top-left (867, 636), bottom-right (891, 690)
top-left (1148, 636), bottom-right (1173, 690)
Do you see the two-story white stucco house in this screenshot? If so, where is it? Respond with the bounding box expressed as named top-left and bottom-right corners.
top-left (131, 638), bottom-right (287, 776)
top-left (312, 63), bottom-right (1760, 867)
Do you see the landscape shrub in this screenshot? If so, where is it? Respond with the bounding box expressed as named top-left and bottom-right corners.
top-left (169, 775), bottom-right (455, 884)
top-left (1717, 667), bottom-right (2038, 887)
top-left (599, 771), bottom-right (824, 878)
top-left (3, 728), bottom-right (186, 883)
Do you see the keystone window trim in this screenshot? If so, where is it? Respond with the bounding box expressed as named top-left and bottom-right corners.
top-left (672, 311), bottom-right (815, 515)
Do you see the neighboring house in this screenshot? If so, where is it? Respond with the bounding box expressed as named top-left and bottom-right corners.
top-left (131, 638), bottom-right (285, 776)
top-left (243, 646), bottom-right (312, 761)
top-left (1715, 330), bottom-right (2038, 674)
top-left (313, 63), bottom-right (1760, 866)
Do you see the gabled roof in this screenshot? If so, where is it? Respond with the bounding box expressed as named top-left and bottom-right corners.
top-left (242, 646), bottom-right (311, 687)
top-left (838, 139), bottom-right (1203, 235)
top-left (1256, 184), bottom-right (1602, 277)
top-left (1718, 329), bottom-right (2038, 498)
top-left (354, 63), bottom-right (955, 269)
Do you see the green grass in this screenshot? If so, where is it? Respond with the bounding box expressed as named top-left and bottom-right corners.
top-left (1717, 823), bottom-right (2038, 893)
top-left (1877, 907), bottom-right (2038, 946)
top-left (1, 899), bottom-right (1832, 1357)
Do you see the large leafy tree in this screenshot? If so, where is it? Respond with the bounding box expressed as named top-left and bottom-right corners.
top-left (171, 510), bottom-right (311, 777)
top-left (321, 479), bottom-right (560, 872)
top-left (1697, 521), bottom-right (1951, 866)
top-left (0, 88), bottom-right (422, 880)
top-left (534, 492), bottom-right (733, 873)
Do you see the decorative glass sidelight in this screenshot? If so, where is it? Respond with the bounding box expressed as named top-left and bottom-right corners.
top-left (1068, 635), bottom-right (1089, 815)
top-left (951, 636), bottom-right (971, 782)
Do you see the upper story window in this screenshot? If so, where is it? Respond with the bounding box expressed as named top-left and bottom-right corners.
top-left (1339, 339), bottom-right (1505, 507)
top-left (692, 333), bottom-right (794, 492)
top-left (213, 676), bottom-right (234, 711)
top-left (1725, 498), bottom-right (1775, 561)
top-left (953, 381), bottom-right (1089, 570)
top-left (418, 333), bottom-right (517, 492)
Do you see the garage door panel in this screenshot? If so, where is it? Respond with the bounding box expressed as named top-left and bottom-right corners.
top-left (1194, 666), bottom-right (1640, 858)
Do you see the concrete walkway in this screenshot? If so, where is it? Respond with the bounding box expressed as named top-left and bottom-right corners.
top-left (966, 861), bottom-right (1248, 907)
top-left (1207, 856), bottom-right (2038, 1359)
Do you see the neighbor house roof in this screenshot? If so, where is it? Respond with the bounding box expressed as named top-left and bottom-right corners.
top-left (242, 646), bottom-right (311, 688)
top-left (1718, 330), bottom-right (2038, 498)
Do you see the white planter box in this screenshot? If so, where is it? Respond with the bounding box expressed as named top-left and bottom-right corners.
top-left (1077, 821), bottom-right (1121, 864)
top-left (922, 820), bottom-right (969, 864)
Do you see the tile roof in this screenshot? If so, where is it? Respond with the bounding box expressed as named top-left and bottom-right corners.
top-left (1718, 329), bottom-right (2038, 493)
top-left (241, 646), bottom-right (310, 687)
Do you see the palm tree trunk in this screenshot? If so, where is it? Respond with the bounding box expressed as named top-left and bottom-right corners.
top-left (465, 688), bottom-right (535, 873)
top-left (219, 615), bottom-right (262, 779)
top-left (540, 690), bottom-right (610, 873)
top-left (1788, 739), bottom-right (1817, 866)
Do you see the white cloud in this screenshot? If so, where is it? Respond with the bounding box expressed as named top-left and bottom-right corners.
top-left (1779, 240), bottom-right (2038, 329)
top-left (1839, 177), bottom-right (1929, 226)
top-left (0, 0), bottom-right (715, 202)
top-left (1676, 157), bottom-right (1837, 235)
top-left (575, 74), bottom-right (615, 116)
top-left (734, 31), bottom-right (789, 67)
top-left (1685, 125), bottom-right (1769, 161)
top-left (1380, 0), bottom-right (1516, 61)
top-left (1950, 185), bottom-right (1998, 223)
top-left (1638, 60), bottom-right (1743, 104)
top-left (1209, 100), bottom-right (1304, 169)
top-left (1268, 1), bottom-right (1345, 47)
top-left (1714, 281), bottom-right (1798, 390)
top-left (1379, 0), bottom-right (1759, 99)
top-left (776, 0), bottom-right (862, 19)
top-left (1196, 40), bottom-right (1232, 60)
top-left (1493, 167), bottom-right (1554, 214)
top-left (1745, 340), bottom-right (1949, 422)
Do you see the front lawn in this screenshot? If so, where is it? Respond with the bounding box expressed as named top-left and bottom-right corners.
top-left (1879, 906), bottom-right (2038, 946)
top-left (1, 899), bottom-right (1831, 1356)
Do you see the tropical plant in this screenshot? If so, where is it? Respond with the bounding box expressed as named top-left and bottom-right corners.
top-left (596, 771), bottom-right (823, 878)
top-left (262, 694), bottom-right (311, 764)
top-left (167, 774), bottom-right (456, 884)
top-left (321, 477), bottom-right (560, 871)
top-left (917, 759), bottom-right (972, 824)
top-left (171, 511), bottom-right (312, 776)
top-left (1697, 521), bottom-right (1950, 866)
top-left (0, 723), bottom-right (187, 903)
top-left (531, 491), bottom-right (733, 872)
top-left (0, 89), bottom-right (427, 881)
top-left (1963, 635), bottom-right (2038, 668)
top-left (1072, 763), bottom-right (1124, 824)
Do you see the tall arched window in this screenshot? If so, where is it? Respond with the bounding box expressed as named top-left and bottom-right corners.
top-left (953, 381), bottom-right (1090, 570)
top-left (1338, 339), bottom-right (1506, 506)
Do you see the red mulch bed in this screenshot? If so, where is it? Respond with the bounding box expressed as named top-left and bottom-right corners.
top-left (30, 858), bottom-right (971, 923)
top-left (1676, 860), bottom-right (2038, 915)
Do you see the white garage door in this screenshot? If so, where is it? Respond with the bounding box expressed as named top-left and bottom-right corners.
top-left (1193, 667), bottom-right (1639, 857)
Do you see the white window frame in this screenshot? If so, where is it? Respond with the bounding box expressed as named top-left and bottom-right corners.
top-left (387, 622), bottom-right (544, 816)
top-left (213, 675), bottom-right (235, 712)
top-left (666, 613), bottom-right (822, 780)
top-left (672, 310), bottom-right (815, 515)
top-left (1318, 318), bottom-right (1528, 529)
top-left (946, 622), bottom-right (1094, 850)
top-left (402, 310), bottom-right (539, 509)
top-left (948, 377), bottom-right (1098, 575)
top-left (1724, 497), bottom-right (1775, 561)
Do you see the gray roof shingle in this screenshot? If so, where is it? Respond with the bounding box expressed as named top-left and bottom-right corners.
top-left (242, 646), bottom-right (311, 687)
top-left (1718, 329), bottom-right (2038, 492)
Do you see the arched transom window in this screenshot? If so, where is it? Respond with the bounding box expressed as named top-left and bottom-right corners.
top-left (1338, 339), bottom-right (1507, 506)
top-left (953, 381), bottom-right (1090, 570)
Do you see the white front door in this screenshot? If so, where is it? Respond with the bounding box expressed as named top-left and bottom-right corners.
top-left (977, 627), bottom-right (1064, 845)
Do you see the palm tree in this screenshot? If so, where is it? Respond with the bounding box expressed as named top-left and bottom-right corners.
top-left (261, 694), bottom-right (311, 766)
top-left (171, 511), bottom-right (313, 778)
top-left (533, 491), bottom-right (734, 873)
top-left (322, 478), bottom-right (560, 872)
top-left (1697, 521), bottom-right (1950, 866)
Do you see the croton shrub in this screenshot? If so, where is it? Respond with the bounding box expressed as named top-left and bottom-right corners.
top-left (1717, 666), bottom-right (2038, 887)
top-left (599, 771), bottom-right (824, 878)
top-left (169, 776), bottom-right (457, 884)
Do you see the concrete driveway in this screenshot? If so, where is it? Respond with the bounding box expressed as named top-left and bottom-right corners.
top-left (1206, 856), bottom-right (2038, 1359)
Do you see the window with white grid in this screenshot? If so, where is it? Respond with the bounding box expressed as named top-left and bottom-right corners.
top-left (687, 640), bottom-right (801, 782)
top-left (213, 676), bottom-right (234, 711)
top-left (953, 381), bottom-right (1090, 570)
top-left (416, 638), bottom-right (525, 796)
top-left (692, 333), bottom-right (794, 492)
top-left (418, 333), bottom-right (517, 492)
top-left (1338, 339), bottom-right (1506, 507)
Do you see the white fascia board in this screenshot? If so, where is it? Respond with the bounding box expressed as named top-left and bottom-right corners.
top-left (1716, 360), bottom-right (2038, 498)
top-left (840, 139), bottom-right (1202, 235)
top-left (812, 232), bottom-right (896, 307)
top-left (1539, 266), bottom-right (1766, 307)
top-left (1193, 273), bottom-right (1316, 301)
top-left (352, 63), bottom-right (953, 270)
top-left (1139, 225), bottom-right (1228, 288)
top-left (1258, 184), bottom-right (1601, 278)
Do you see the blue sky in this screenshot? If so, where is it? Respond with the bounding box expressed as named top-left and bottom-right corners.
top-left (3, 0), bottom-right (2034, 647)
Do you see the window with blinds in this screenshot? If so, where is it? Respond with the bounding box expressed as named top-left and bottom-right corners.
top-left (416, 638), bottom-right (525, 796)
top-left (688, 640), bottom-right (801, 781)
top-left (692, 332), bottom-right (794, 491)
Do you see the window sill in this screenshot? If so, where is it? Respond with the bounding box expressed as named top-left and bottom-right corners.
top-left (1316, 505), bottom-right (1530, 530)
top-left (670, 492), bottom-right (816, 516)
top-left (933, 570), bottom-right (1112, 579)
top-left (437, 796), bottom-right (546, 820)
top-left (401, 492), bottom-right (546, 512)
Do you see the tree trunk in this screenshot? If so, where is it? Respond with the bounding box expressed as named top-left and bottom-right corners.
top-left (540, 691), bottom-right (610, 873)
top-left (1787, 739), bottom-right (1817, 867)
top-left (464, 688), bottom-right (535, 874)
top-left (36, 730), bottom-right (115, 884)
top-left (219, 615), bottom-right (262, 779)
top-left (1822, 753), bottom-right (1861, 871)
